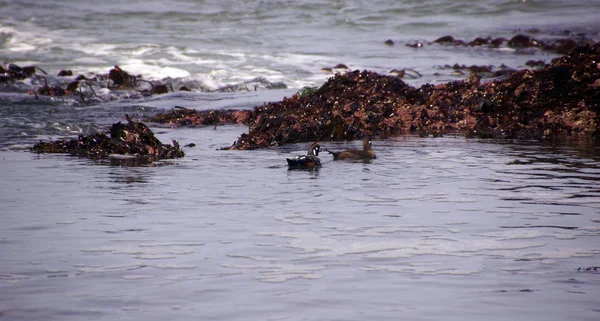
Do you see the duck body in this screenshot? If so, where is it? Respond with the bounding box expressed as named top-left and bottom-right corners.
top-left (328, 150), bottom-right (376, 160)
top-left (286, 154), bottom-right (321, 167)
top-left (326, 137), bottom-right (376, 160)
top-left (286, 142), bottom-right (322, 168)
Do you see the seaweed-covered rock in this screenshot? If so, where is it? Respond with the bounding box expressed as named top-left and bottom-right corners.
top-left (32, 115), bottom-right (184, 161)
top-left (222, 42), bottom-right (599, 150)
top-left (147, 107), bottom-right (251, 127)
top-left (225, 70), bottom-right (425, 150)
top-left (468, 43), bottom-right (600, 138)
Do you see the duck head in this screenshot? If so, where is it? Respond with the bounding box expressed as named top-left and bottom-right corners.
top-left (362, 137), bottom-right (373, 151)
top-left (308, 142), bottom-right (320, 156)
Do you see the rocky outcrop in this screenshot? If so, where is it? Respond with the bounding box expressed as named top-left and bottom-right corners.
top-left (216, 42), bottom-right (599, 150)
top-left (32, 115), bottom-right (184, 161)
top-left (147, 107), bottom-right (251, 127)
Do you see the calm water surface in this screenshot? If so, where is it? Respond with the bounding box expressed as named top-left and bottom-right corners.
top-left (1, 128), bottom-right (600, 321)
top-left (1, 0), bottom-right (600, 320)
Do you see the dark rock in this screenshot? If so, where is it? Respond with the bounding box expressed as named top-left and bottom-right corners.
top-left (57, 70), bottom-right (73, 77)
top-left (434, 35), bottom-right (456, 44)
top-left (549, 38), bottom-right (578, 54)
top-left (147, 107), bottom-right (251, 127)
top-left (32, 115), bottom-right (184, 161)
top-left (423, 33), bottom-right (590, 54)
top-left (108, 65), bottom-right (133, 87)
top-left (405, 42), bottom-right (423, 48)
top-left (2, 63), bottom-right (45, 80)
top-left (37, 85), bottom-right (66, 96)
top-left (490, 37), bottom-right (506, 48)
top-left (507, 34), bottom-right (542, 48)
top-left (468, 37), bottom-right (491, 46)
top-left (6, 63), bottom-right (22, 73)
top-left (22, 66), bottom-right (37, 76)
top-left (525, 60), bottom-right (547, 68)
top-left (152, 84), bottom-right (170, 95)
top-left (491, 68), bottom-right (518, 78)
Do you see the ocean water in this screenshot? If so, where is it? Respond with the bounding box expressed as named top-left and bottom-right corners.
top-left (1, 1), bottom-right (600, 321)
top-left (2, 0), bottom-right (600, 89)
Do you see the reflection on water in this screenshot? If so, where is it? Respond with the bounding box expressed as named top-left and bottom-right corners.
top-left (1, 132), bottom-right (599, 321)
top-left (287, 166), bottom-right (320, 178)
top-left (108, 167), bottom-right (150, 186)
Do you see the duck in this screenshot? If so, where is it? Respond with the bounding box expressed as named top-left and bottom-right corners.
top-left (286, 142), bottom-right (322, 167)
top-left (325, 137), bottom-right (376, 160)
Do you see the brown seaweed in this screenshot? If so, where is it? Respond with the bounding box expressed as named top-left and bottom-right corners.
top-left (218, 42), bottom-right (599, 150)
top-left (32, 115), bottom-right (184, 161)
top-left (147, 107), bottom-right (251, 127)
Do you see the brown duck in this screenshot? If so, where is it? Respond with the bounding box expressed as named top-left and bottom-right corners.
top-left (325, 137), bottom-right (376, 160)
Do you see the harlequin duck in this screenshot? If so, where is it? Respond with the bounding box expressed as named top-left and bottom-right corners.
top-left (286, 142), bottom-right (322, 167)
top-left (326, 137), bottom-right (376, 160)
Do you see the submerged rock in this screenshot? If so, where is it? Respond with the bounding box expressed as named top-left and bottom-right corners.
top-left (32, 115), bottom-right (184, 161)
top-left (219, 42), bottom-right (599, 150)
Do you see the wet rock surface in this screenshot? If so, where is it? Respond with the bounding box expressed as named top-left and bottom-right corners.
top-left (2, 63), bottom-right (285, 103)
top-left (214, 42), bottom-right (599, 150)
top-left (412, 32), bottom-right (596, 55)
top-left (32, 115), bottom-right (184, 161)
top-left (577, 266), bottom-right (600, 273)
top-left (2, 64), bottom-right (169, 99)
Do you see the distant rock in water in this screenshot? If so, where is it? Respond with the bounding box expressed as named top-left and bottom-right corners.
top-left (147, 107), bottom-right (251, 127)
top-left (429, 33), bottom-right (592, 54)
top-left (32, 115), bottom-right (184, 162)
top-left (219, 42), bottom-right (599, 150)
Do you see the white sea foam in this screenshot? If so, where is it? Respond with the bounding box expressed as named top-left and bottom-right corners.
top-left (0, 24), bottom-right (52, 53)
top-left (119, 59), bottom-right (191, 79)
top-left (131, 44), bottom-right (161, 56)
top-left (70, 43), bottom-right (118, 57)
top-left (164, 46), bottom-right (200, 63)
